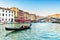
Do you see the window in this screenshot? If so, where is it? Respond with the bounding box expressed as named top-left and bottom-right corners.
top-left (14, 13), bottom-right (15, 15)
top-left (0, 20), bottom-right (1, 22)
top-left (12, 11), bottom-right (13, 13)
top-left (9, 19), bottom-right (10, 21)
top-left (11, 18), bottom-right (13, 22)
top-left (9, 11), bottom-right (10, 13)
top-left (6, 14), bottom-right (7, 16)
top-left (6, 10), bottom-right (7, 13)
top-left (2, 10), bottom-right (4, 12)
top-left (2, 14), bottom-right (4, 16)
top-left (9, 14), bottom-right (10, 16)
top-left (12, 14), bottom-right (13, 16)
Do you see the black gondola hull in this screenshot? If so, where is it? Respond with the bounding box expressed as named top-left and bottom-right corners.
top-left (5, 27), bottom-right (31, 31)
top-left (5, 23), bottom-right (32, 31)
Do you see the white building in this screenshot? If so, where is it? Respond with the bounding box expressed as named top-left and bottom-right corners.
top-left (0, 7), bottom-right (14, 23)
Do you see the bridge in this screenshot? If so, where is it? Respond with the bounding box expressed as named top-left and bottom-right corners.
top-left (38, 17), bottom-right (48, 22)
top-left (38, 17), bottom-right (60, 23)
top-left (50, 17), bottom-right (60, 23)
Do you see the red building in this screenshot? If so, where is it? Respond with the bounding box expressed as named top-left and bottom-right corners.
top-left (16, 10), bottom-right (31, 23)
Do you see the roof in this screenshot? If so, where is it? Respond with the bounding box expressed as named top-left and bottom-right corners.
top-left (0, 7), bottom-right (13, 11)
top-left (23, 12), bottom-right (29, 14)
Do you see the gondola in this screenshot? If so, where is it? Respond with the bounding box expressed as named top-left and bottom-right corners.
top-left (5, 23), bottom-right (32, 31)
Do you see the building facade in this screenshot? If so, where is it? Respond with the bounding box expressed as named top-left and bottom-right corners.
top-left (23, 12), bottom-right (29, 20)
top-left (0, 7), bottom-right (14, 23)
top-left (16, 10), bottom-right (24, 22)
top-left (35, 16), bottom-right (40, 21)
top-left (48, 14), bottom-right (60, 18)
top-left (10, 7), bottom-right (19, 18)
top-left (18, 11), bottom-right (31, 22)
top-left (29, 14), bottom-right (36, 22)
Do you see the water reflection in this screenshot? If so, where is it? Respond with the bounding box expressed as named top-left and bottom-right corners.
top-left (0, 23), bottom-right (60, 40)
top-left (5, 28), bottom-right (31, 37)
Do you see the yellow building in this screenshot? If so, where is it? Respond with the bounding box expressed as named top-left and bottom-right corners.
top-left (10, 7), bottom-right (19, 18)
top-left (48, 14), bottom-right (60, 18)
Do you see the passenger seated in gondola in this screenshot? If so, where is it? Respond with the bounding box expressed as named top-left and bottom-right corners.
top-left (21, 24), bottom-right (28, 29)
top-left (23, 26), bottom-right (27, 28)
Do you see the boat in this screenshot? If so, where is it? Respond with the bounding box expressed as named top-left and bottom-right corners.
top-left (5, 23), bottom-right (32, 30)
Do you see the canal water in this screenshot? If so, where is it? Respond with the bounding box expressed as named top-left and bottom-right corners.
top-left (0, 23), bottom-right (60, 40)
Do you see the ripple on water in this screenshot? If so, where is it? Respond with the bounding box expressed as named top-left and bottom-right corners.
top-left (0, 23), bottom-right (60, 40)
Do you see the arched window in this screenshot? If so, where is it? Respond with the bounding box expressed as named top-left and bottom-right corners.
top-left (2, 14), bottom-right (4, 16)
top-left (6, 14), bottom-right (7, 16)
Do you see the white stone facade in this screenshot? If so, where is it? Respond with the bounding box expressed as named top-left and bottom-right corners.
top-left (0, 8), bottom-right (14, 23)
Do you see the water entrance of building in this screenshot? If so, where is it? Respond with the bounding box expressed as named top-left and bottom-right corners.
top-left (11, 18), bottom-right (13, 22)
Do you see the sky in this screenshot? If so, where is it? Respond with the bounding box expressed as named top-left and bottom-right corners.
top-left (0, 0), bottom-right (60, 16)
